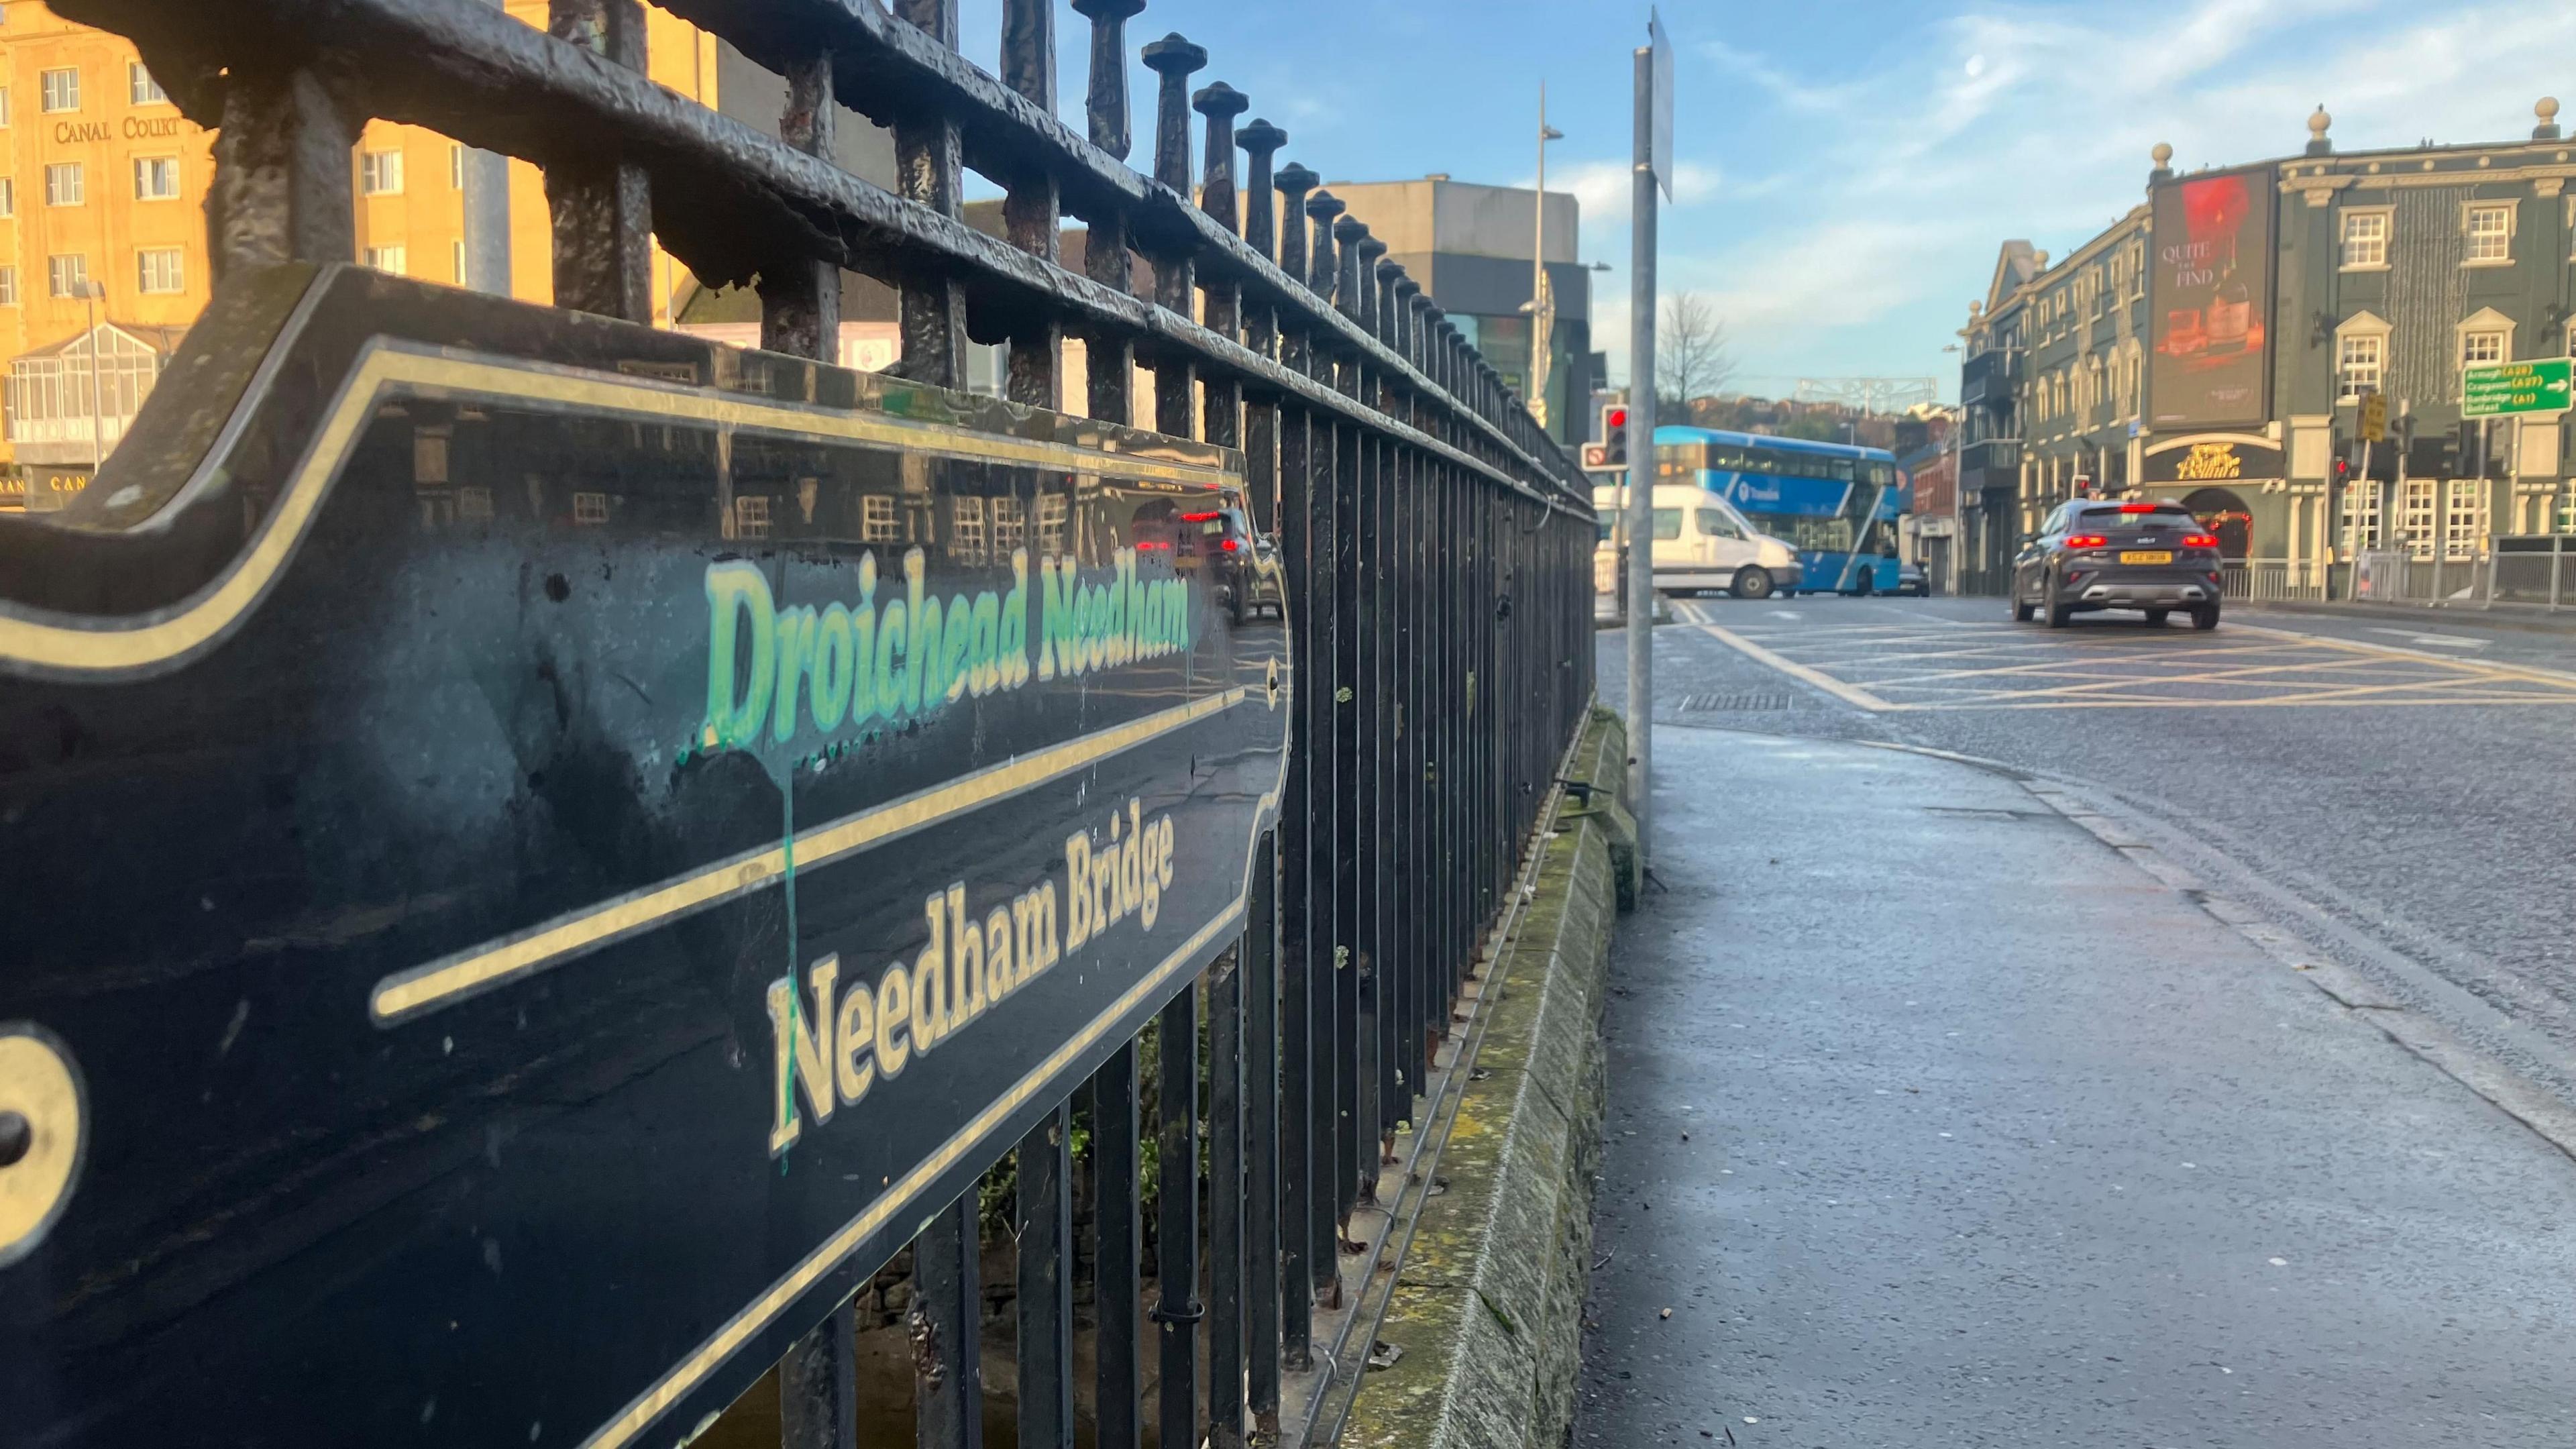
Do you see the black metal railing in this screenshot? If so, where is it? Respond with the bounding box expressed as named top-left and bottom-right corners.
top-left (57, 0), bottom-right (1597, 1444)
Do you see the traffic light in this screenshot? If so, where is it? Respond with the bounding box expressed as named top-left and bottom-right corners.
top-left (1580, 402), bottom-right (1629, 472)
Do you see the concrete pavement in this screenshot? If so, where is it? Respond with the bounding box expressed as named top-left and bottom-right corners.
top-left (1577, 725), bottom-right (2576, 1447)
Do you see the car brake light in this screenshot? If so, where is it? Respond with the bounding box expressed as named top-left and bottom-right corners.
top-left (1180, 511), bottom-right (1223, 522)
top-left (2118, 502), bottom-right (2156, 513)
top-left (2065, 534), bottom-right (2109, 548)
top-left (1136, 539), bottom-right (1171, 551)
top-left (2183, 532), bottom-right (2217, 548)
top-left (1220, 537), bottom-right (1240, 552)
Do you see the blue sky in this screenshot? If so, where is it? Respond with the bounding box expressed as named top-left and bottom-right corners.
top-left (961, 0), bottom-right (2576, 402)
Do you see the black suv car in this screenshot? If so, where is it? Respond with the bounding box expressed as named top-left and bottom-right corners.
top-left (2011, 500), bottom-right (2223, 629)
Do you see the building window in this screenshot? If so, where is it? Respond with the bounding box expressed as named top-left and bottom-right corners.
top-left (136, 248), bottom-right (182, 294)
top-left (861, 493), bottom-right (900, 543)
top-left (2341, 483), bottom-right (2381, 551)
top-left (451, 144), bottom-right (466, 189)
top-left (360, 150), bottom-right (405, 196)
top-left (127, 62), bottom-right (166, 106)
top-left (43, 163), bottom-right (83, 207)
top-left (1037, 492), bottom-right (1070, 555)
top-left (733, 494), bottom-right (773, 539)
top-left (362, 246), bottom-right (407, 276)
top-left (453, 239), bottom-right (466, 282)
top-left (950, 496), bottom-right (988, 564)
top-left (2461, 329), bottom-right (2506, 370)
top-left (39, 68), bottom-right (78, 114)
top-left (2465, 204), bottom-right (2513, 264)
top-left (2339, 210), bottom-right (2387, 269)
top-left (0, 88), bottom-right (13, 127)
top-left (46, 254), bottom-right (88, 297)
top-left (2337, 333), bottom-right (2383, 401)
top-left (456, 485), bottom-right (493, 523)
top-left (990, 495), bottom-right (1026, 555)
top-left (132, 156), bottom-right (178, 201)
top-left (0, 178), bottom-right (13, 217)
top-left (2443, 477), bottom-right (2486, 558)
top-left (412, 429), bottom-right (449, 483)
top-left (0, 268), bottom-right (18, 307)
top-left (572, 490), bottom-right (609, 525)
top-left (2400, 478), bottom-right (2436, 557)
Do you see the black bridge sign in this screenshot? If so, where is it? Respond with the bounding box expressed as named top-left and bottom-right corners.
top-left (0, 266), bottom-right (1289, 1447)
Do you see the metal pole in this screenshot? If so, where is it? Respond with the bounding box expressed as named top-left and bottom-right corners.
top-left (460, 0), bottom-right (513, 295)
top-left (84, 286), bottom-right (101, 474)
top-left (1622, 40), bottom-right (1656, 866)
top-left (1529, 84), bottom-right (1558, 433)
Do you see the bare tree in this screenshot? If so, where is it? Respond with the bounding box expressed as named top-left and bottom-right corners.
top-left (1656, 291), bottom-right (1735, 416)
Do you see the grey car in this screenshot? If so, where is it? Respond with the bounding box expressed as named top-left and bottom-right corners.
top-left (2010, 500), bottom-right (2223, 629)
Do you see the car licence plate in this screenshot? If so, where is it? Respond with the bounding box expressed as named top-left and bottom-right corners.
top-left (2118, 549), bottom-right (2172, 565)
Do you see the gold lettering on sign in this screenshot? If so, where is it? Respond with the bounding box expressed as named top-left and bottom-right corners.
top-left (52, 120), bottom-right (111, 144)
top-left (2172, 443), bottom-right (2244, 481)
top-left (121, 115), bottom-right (193, 140)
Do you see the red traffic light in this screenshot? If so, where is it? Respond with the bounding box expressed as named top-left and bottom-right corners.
top-left (1606, 407), bottom-right (1629, 430)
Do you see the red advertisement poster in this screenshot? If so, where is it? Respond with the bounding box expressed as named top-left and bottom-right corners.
top-left (2149, 166), bottom-right (2274, 429)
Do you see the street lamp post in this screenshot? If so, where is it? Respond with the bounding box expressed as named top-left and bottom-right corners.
top-left (1528, 85), bottom-right (1563, 431)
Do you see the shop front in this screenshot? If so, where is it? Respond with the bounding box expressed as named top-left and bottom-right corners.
top-left (2137, 434), bottom-right (2284, 559)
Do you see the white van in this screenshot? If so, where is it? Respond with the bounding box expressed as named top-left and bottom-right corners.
top-left (1592, 484), bottom-right (1805, 601)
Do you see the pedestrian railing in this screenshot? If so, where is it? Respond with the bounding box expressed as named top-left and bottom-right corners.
top-left (2351, 547), bottom-right (2493, 607)
top-left (2, 2), bottom-right (1598, 1447)
top-left (2218, 559), bottom-right (2327, 603)
top-left (2485, 535), bottom-right (2576, 610)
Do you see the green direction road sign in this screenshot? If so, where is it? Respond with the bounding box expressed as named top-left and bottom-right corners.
top-left (2463, 358), bottom-right (2575, 419)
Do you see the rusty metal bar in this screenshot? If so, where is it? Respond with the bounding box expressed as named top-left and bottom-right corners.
top-left (207, 67), bottom-right (355, 282)
top-left (1334, 211), bottom-right (1380, 1212)
top-left (1000, 0), bottom-right (1060, 411)
top-left (1244, 829), bottom-right (1283, 1436)
top-left (545, 0), bottom-right (653, 322)
top-left (1194, 80), bottom-right (1247, 454)
top-left (1015, 1104), bottom-right (1073, 1449)
top-left (1073, 0), bottom-right (1138, 427)
top-left (1271, 157), bottom-right (1320, 1365)
top-left (1153, 979), bottom-right (1201, 1449)
top-left (892, 0), bottom-right (967, 388)
top-left (1142, 33), bottom-right (1203, 441)
top-left (759, 50), bottom-right (843, 360)
top-left (1208, 947), bottom-right (1246, 1449)
top-left (1239, 117), bottom-right (1285, 531)
top-left (779, 1303), bottom-right (857, 1449)
top-left (910, 1195), bottom-right (983, 1449)
top-left (1091, 1045), bottom-right (1142, 1449)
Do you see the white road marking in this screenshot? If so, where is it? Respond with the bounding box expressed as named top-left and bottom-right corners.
top-left (1769, 610), bottom-right (1802, 620)
top-left (2367, 627), bottom-right (2488, 649)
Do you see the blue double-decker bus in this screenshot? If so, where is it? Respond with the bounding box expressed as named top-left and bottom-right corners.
top-left (1654, 426), bottom-right (1911, 596)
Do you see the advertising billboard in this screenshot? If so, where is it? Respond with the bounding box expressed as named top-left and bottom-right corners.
top-left (2149, 166), bottom-right (2275, 431)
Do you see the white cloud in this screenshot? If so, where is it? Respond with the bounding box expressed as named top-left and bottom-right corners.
top-left (1589, 0), bottom-right (2576, 392)
top-left (1525, 158), bottom-right (1721, 229)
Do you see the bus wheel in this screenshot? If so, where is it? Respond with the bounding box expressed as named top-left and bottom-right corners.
top-left (1732, 567), bottom-right (1775, 600)
top-left (1849, 566), bottom-right (1874, 596)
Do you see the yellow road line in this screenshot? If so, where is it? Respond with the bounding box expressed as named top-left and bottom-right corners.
top-left (1939, 654), bottom-right (2522, 704)
top-left (371, 686), bottom-right (1250, 1024)
top-left (2229, 621), bottom-right (2576, 689)
top-left (1910, 694), bottom-right (2576, 711)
